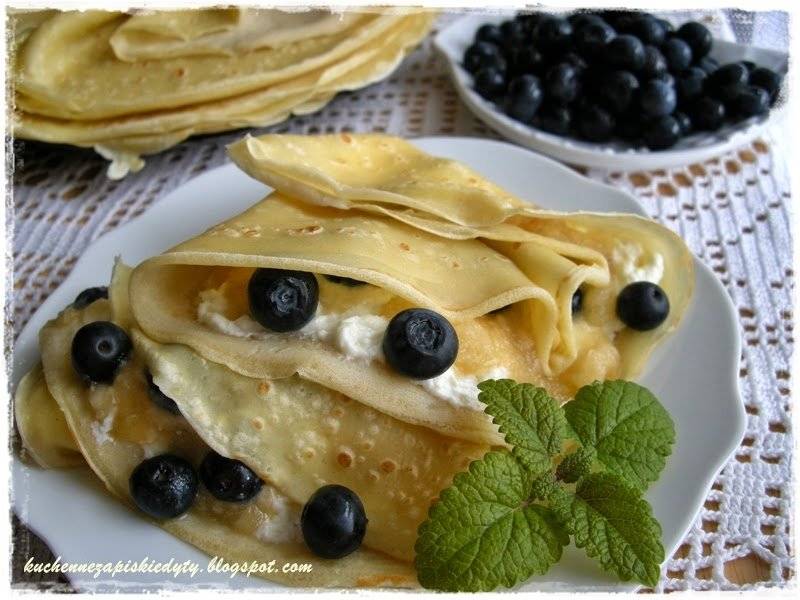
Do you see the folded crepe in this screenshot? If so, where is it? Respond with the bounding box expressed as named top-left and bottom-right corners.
top-left (15, 13), bottom-right (432, 154)
top-left (14, 363), bottom-right (83, 469)
top-left (26, 261), bottom-right (490, 586)
top-left (130, 134), bottom-right (693, 447)
top-left (17, 134), bottom-right (694, 588)
top-left (11, 9), bottom-right (434, 177)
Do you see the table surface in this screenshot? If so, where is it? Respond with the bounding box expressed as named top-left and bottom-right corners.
top-left (9, 8), bottom-right (793, 592)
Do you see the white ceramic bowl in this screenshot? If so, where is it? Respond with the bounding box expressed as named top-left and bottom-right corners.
top-left (434, 13), bottom-right (788, 170)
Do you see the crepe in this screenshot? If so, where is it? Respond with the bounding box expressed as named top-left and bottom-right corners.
top-left (21, 260), bottom-right (488, 583)
top-left (15, 10), bottom-right (406, 119)
top-left (14, 363), bottom-right (83, 469)
top-left (11, 9), bottom-right (433, 177)
top-left (227, 134), bottom-right (694, 376)
top-left (128, 134), bottom-right (693, 449)
top-left (17, 133), bottom-right (696, 588)
top-left (109, 8), bottom-right (364, 60)
top-left (14, 12), bottom-right (432, 171)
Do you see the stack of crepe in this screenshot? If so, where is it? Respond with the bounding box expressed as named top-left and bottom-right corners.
top-left (16, 134), bottom-right (694, 588)
top-left (9, 8), bottom-right (435, 178)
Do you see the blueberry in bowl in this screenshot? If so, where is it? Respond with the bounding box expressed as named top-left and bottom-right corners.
top-left (458, 11), bottom-right (785, 159)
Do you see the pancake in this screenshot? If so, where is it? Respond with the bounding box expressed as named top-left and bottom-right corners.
top-left (129, 135), bottom-right (693, 447)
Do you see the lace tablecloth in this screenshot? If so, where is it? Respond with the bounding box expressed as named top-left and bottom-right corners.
top-left (9, 9), bottom-right (793, 592)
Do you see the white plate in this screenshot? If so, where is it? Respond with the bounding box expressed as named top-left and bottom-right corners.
top-left (434, 13), bottom-right (788, 170)
top-left (12, 137), bottom-right (745, 592)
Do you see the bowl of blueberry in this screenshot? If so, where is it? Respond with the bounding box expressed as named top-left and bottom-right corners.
top-left (434, 10), bottom-right (787, 170)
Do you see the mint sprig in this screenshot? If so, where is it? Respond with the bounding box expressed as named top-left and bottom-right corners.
top-left (478, 379), bottom-right (566, 474)
top-left (414, 379), bottom-right (675, 592)
top-left (550, 473), bottom-right (664, 587)
top-left (415, 451), bottom-right (568, 591)
top-left (563, 380), bottom-right (675, 491)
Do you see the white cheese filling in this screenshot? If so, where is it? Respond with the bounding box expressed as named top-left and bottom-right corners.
top-left (90, 400), bottom-right (117, 444)
top-left (254, 486), bottom-right (302, 544)
top-left (197, 288), bottom-right (507, 411)
top-left (611, 242), bottom-right (665, 284)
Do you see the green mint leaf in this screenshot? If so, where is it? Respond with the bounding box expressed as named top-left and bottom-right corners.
top-left (530, 473), bottom-right (559, 501)
top-left (563, 380), bottom-right (675, 491)
top-left (555, 446), bottom-right (596, 483)
top-left (550, 472), bottom-right (664, 587)
top-left (415, 451), bottom-right (568, 591)
top-left (478, 379), bottom-right (566, 475)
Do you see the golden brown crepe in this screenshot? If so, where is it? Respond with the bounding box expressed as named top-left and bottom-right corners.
top-left (15, 12), bottom-right (433, 179)
top-left (14, 363), bottom-right (83, 469)
top-left (22, 261), bottom-right (489, 585)
top-left (129, 135), bottom-right (693, 448)
top-left (17, 134), bottom-right (695, 589)
top-left (10, 9), bottom-right (434, 176)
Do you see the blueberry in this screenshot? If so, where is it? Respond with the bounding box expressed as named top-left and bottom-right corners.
top-left (568, 12), bottom-right (605, 31)
top-left (661, 37), bottom-right (693, 72)
top-left (641, 45), bottom-right (668, 78)
top-left (739, 60), bottom-right (757, 72)
top-left (474, 66), bottom-right (506, 100)
top-left (463, 41), bottom-right (505, 74)
top-left (571, 288), bottom-right (583, 313)
top-left (731, 85), bottom-right (770, 119)
top-left (749, 67), bottom-right (782, 104)
top-left (544, 62), bottom-right (580, 103)
top-left (535, 105), bottom-right (572, 135)
top-left (475, 23), bottom-right (504, 47)
top-left (695, 55), bottom-right (719, 75)
top-left (71, 321), bottom-right (132, 385)
top-left (657, 18), bottom-right (675, 35)
top-left (628, 15), bottom-right (667, 46)
top-left (597, 70), bottom-right (639, 114)
top-left (617, 281), bottom-right (670, 330)
top-left (129, 454), bottom-right (198, 519)
top-left (248, 268), bottom-right (319, 332)
top-left (507, 46), bottom-right (545, 77)
top-left (301, 485), bottom-right (367, 559)
top-left (639, 79), bottom-right (677, 117)
top-left (515, 12), bottom-right (541, 34)
top-left (383, 308), bottom-right (458, 379)
top-left (532, 16), bottom-right (573, 56)
top-left (615, 110), bottom-right (644, 142)
top-left (199, 450), bottom-right (263, 503)
top-left (577, 104), bottom-right (615, 142)
top-left (500, 19), bottom-right (526, 42)
top-left (601, 10), bottom-right (638, 32)
top-left (643, 115), bottom-right (682, 150)
top-left (675, 21), bottom-right (712, 59)
top-left (707, 63), bottom-right (750, 105)
top-left (604, 35), bottom-right (645, 71)
top-left (504, 75), bottom-right (544, 123)
top-left (73, 286), bottom-right (108, 309)
top-left (574, 20), bottom-right (615, 58)
top-left (653, 71), bottom-right (676, 87)
top-left (675, 66), bottom-right (707, 104)
top-left (562, 52), bottom-right (588, 73)
top-left (146, 371), bottom-right (181, 415)
top-left (323, 274), bottom-right (368, 287)
top-left (673, 110), bottom-right (693, 135)
top-left (691, 96), bottom-right (726, 130)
